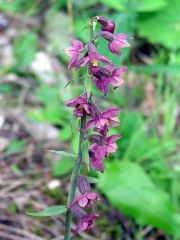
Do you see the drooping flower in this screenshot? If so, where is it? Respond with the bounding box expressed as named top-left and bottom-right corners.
top-left (89, 144), bottom-right (106, 172)
top-left (74, 213), bottom-right (98, 236)
top-left (91, 65), bottom-right (128, 95)
top-left (100, 31), bottom-right (132, 55)
top-left (89, 126), bottom-right (121, 172)
top-left (97, 16), bottom-right (115, 33)
top-left (91, 65), bottom-right (113, 95)
top-left (65, 93), bottom-right (100, 117)
top-left (69, 192), bottom-right (101, 208)
top-left (84, 106), bottom-right (120, 131)
top-left (78, 42), bottom-right (111, 68)
top-left (64, 37), bottom-right (84, 69)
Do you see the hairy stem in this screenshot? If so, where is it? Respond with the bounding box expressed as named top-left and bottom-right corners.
top-left (64, 116), bottom-right (86, 240)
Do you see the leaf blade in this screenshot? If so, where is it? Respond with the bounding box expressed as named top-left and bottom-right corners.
top-left (47, 150), bottom-right (75, 158)
top-left (27, 205), bottom-right (67, 217)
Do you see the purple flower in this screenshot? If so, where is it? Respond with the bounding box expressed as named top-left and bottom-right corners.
top-left (69, 192), bottom-right (101, 208)
top-left (65, 93), bottom-right (100, 117)
top-left (74, 213), bottom-right (98, 236)
top-left (100, 31), bottom-right (132, 55)
top-left (97, 16), bottom-right (115, 33)
top-left (89, 126), bottom-right (121, 172)
top-left (109, 66), bottom-right (128, 88)
top-left (89, 144), bottom-right (106, 172)
top-left (84, 106), bottom-right (120, 131)
top-left (78, 176), bottom-right (91, 194)
top-left (64, 37), bottom-right (84, 69)
top-left (91, 65), bottom-right (128, 95)
top-left (78, 42), bottom-right (111, 68)
top-left (91, 65), bottom-right (113, 95)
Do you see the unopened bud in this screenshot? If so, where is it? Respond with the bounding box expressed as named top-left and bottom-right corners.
top-left (70, 205), bottom-right (87, 220)
top-left (78, 176), bottom-right (91, 194)
top-left (97, 16), bottom-right (115, 34)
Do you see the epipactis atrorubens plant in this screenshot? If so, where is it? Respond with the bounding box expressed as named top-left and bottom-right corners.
top-left (63, 16), bottom-right (132, 239)
top-left (27, 16), bottom-right (131, 239)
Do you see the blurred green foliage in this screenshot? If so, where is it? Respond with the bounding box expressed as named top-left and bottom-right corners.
top-left (98, 161), bottom-right (180, 236)
top-left (0, 0), bottom-right (180, 238)
top-left (14, 32), bottom-right (38, 67)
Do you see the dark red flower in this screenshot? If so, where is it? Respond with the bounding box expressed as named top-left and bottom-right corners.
top-left (78, 42), bottom-right (111, 68)
top-left (65, 93), bottom-right (100, 117)
top-left (100, 31), bottom-right (132, 55)
top-left (91, 65), bottom-right (128, 95)
top-left (64, 37), bottom-right (84, 69)
top-left (69, 192), bottom-right (101, 208)
top-left (84, 106), bottom-right (120, 131)
top-left (74, 213), bottom-right (98, 236)
top-left (89, 126), bottom-right (121, 172)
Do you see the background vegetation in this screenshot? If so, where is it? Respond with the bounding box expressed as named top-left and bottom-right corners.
top-left (0, 0), bottom-right (179, 239)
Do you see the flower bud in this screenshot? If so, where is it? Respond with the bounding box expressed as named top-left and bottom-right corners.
top-left (97, 16), bottom-right (115, 33)
top-left (70, 205), bottom-right (87, 220)
top-left (78, 176), bottom-right (91, 194)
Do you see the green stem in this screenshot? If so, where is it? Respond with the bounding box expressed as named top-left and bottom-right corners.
top-left (66, 0), bottom-right (74, 35)
top-left (64, 116), bottom-right (86, 240)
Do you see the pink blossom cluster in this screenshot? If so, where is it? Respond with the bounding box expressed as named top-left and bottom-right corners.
top-left (68, 176), bottom-right (101, 235)
top-left (64, 16), bottom-right (131, 235)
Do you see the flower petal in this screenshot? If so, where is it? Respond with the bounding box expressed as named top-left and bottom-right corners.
top-left (96, 78), bottom-right (110, 96)
top-left (70, 37), bottom-right (84, 51)
top-left (107, 134), bottom-right (121, 143)
top-left (108, 41), bottom-right (122, 55)
top-left (91, 52), bottom-right (111, 64)
top-left (64, 46), bottom-right (76, 57)
top-left (101, 107), bottom-right (121, 118)
top-left (91, 157), bottom-right (104, 173)
top-left (78, 197), bottom-right (88, 208)
top-left (78, 56), bottom-right (90, 68)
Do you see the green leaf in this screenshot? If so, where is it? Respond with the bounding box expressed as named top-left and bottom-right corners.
top-left (59, 125), bottom-right (72, 141)
top-left (99, 0), bottom-right (124, 11)
top-left (131, 64), bottom-right (180, 74)
top-left (86, 176), bottom-right (99, 183)
top-left (100, 0), bottom-right (167, 12)
top-left (137, 0), bottom-right (167, 12)
top-left (27, 205), bottom-right (67, 217)
top-left (52, 157), bottom-right (74, 177)
top-left (48, 150), bottom-right (75, 158)
top-left (0, 83), bottom-right (12, 93)
top-left (0, 0), bottom-right (38, 14)
top-left (14, 32), bottom-right (37, 67)
top-left (7, 140), bottom-right (26, 154)
top-left (98, 161), bottom-right (180, 237)
top-left (138, 0), bottom-right (180, 49)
